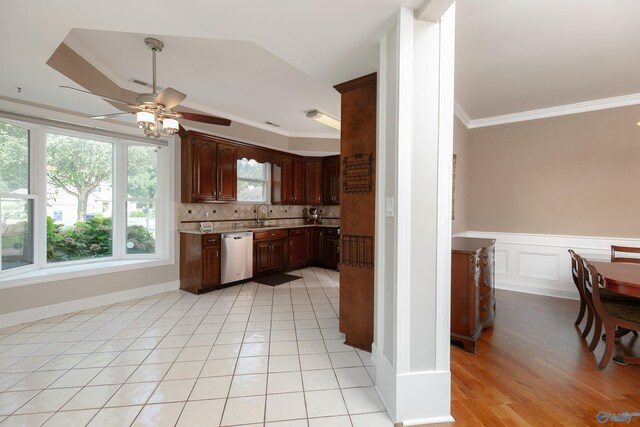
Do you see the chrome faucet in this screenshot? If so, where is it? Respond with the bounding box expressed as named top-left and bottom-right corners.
top-left (255, 203), bottom-right (269, 225)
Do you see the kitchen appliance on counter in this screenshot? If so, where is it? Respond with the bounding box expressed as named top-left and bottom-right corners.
top-left (308, 207), bottom-right (320, 224)
top-left (221, 232), bottom-right (253, 285)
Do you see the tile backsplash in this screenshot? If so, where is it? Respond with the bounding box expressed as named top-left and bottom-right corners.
top-left (178, 203), bottom-right (340, 231)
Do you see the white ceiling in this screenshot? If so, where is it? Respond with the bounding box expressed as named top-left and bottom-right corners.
top-left (455, 0), bottom-right (640, 121)
top-left (1, 0), bottom-right (640, 136)
top-left (0, 0), bottom-right (422, 138)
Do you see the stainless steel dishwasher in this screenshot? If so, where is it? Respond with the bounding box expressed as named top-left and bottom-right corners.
top-left (221, 232), bottom-right (253, 285)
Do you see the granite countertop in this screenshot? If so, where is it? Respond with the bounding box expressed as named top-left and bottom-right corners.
top-left (179, 223), bottom-right (339, 235)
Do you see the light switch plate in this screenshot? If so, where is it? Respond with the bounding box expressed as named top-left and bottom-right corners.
top-left (385, 197), bottom-right (395, 217)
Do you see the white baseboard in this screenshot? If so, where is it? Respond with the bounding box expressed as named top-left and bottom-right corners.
top-left (0, 281), bottom-right (180, 327)
top-left (374, 344), bottom-right (453, 425)
top-left (461, 231), bottom-right (640, 300)
top-left (396, 370), bottom-right (452, 424)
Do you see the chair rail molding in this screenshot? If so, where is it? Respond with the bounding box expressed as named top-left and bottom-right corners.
top-left (460, 231), bottom-right (640, 300)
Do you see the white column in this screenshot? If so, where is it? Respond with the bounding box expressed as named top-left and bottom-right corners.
top-left (374, 3), bottom-right (456, 425)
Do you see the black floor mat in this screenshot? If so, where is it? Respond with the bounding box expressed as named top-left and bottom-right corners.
top-left (254, 273), bottom-right (301, 287)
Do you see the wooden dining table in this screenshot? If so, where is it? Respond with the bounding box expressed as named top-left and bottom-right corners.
top-left (589, 260), bottom-right (640, 365)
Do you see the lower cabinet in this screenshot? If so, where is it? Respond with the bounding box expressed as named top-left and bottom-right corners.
top-left (320, 228), bottom-right (340, 269)
top-left (451, 237), bottom-right (496, 353)
top-left (288, 228), bottom-right (308, 268)
top-left (254, 229), bottom-right (288, 276)
top-left (180, 233), bottom-right (220, 294)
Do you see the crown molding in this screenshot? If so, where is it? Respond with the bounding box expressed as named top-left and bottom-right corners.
top-left (453, 100), bottom-right (471, 127)
top-left (464, 92), bottom-right (640, 129)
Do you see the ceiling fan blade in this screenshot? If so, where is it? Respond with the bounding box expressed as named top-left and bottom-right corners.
top-left (91, 111), bottom-right (133, 120)
top-left (156, 87), bottom-right (186, 110)
top-left (177, 111), bottom-right (232, 126)
top-left (60, 85), bottom-right (133, 106)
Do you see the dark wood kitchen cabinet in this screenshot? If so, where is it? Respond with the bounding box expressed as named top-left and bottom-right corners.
top-left (288, 228), bottom-right (308, 268)
top-left (181, 133), bottom-right (237, 203)
top-left (451, 237), bottom-right (496, 353)
top-left (180, 233), bottom-right (220, 294)
top-left (322, 155), bottom-right (340, 205)
top-left (253, 229), bottom-right (288, 275)
top-left (320, 227), bottom-right (340, 269)
top-left (216, 143), bottom-right (237, 201)
top-left (279, 157), bottom-right (304, 205)
top-left (304, 159), bottom-right (322, 205)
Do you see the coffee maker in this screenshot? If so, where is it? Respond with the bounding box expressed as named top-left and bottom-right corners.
top-left (308, 207), bottom-right (320, 224)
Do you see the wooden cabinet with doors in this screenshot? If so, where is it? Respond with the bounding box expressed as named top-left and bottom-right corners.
top-left (181, 133), bottom-right (237, 203)
top-left (253, 229), bottom-right (288, 276)
top-left (320, 227), bottom-right (340, 269)
top-left (322, 155), bottom-right (340, 205)
top-left (288, 228), bottom-right (308, 269)
top-left (216, 143), bottom-right (237, 201)
top-left (304, 159), bottom-right (322, 205)
top-left (180, 233), bottom-right (221, 294)
top-left (451, 237), bottom-right (496, 353)
top-left (278, 156), bottom-right (304, 205)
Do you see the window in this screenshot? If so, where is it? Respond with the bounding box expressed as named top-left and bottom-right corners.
top-left (46, 133), bottom-right (114, 263)
top-left (0, 117), bottom-right (169, 280)
top-left (237, 158), bottom-right (269, 202)
top-left (0, 121), bottom-right (34, 271)
top-left (126, 145), bottom-right (158, 255)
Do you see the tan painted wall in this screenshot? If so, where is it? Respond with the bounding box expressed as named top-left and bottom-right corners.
top-left (452, 116), bottom-right (469, 235)
top-left (466, 105), bottom-right (640, 238)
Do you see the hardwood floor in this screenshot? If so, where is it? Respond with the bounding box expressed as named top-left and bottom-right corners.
top-left (434, 289), bottom-right (640, 427)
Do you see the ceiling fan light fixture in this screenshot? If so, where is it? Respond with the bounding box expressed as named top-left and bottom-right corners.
top-left (306, 109), bottom-right (341, 131)
top-left (136, 111), bottom-right (154, 125)
top-left (162, 118), bottom-right (179, 135)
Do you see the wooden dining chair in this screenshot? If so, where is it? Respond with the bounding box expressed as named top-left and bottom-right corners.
top-left (568, 250), bottom-right (591, 337)
top-left (582, 260), bottom-right (640, 369)
top-left (611, 245), bottom-right (640, 264)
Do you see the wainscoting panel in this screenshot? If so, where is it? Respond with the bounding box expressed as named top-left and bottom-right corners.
top-left (460, 231), bottom-right (640, 300)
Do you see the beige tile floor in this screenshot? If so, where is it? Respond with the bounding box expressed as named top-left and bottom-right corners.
top-left (0, 267), bottom-right (394, 427)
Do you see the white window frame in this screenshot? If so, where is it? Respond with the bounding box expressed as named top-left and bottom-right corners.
top-left (0, 115), bottom-right (172, 286)
top-left (236, 159), bottom-right (271, 204)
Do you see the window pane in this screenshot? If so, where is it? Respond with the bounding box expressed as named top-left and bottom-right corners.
top-left (237, 159), bottom-right (266, 179)
top-left (1, 198), bottom-right (33, 271)
top-left (46, 134), bottom-right (113, 263)
top-left (127, 202), bottom-right (155, 254)
top-left (237, 180), bottom-right (266, 202)
top-left (128, 145), bottom-right (157, 198)
top-left (0, 121), bottom-right (29, 194)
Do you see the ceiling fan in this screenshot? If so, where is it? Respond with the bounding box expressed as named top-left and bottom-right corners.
top-left (61, 37), bottom-right (231, 138)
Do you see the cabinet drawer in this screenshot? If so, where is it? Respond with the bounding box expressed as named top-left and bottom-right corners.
top-left (202, 234), bottom-right (220, 247)
top-left (254, 229), bottom-right (289, 240)
top-left (289, 228), bottom-right (307, 237)
top-left (322, 227), bottom-right (339, 236)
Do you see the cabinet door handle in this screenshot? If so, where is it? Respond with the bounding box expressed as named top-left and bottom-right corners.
top-left (215, 250), bottom-right (219, 257)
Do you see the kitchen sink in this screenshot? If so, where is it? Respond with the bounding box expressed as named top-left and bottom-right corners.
top-left (252, 224), bottom-right (276, 228)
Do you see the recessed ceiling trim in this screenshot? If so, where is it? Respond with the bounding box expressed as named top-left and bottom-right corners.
top-left (465, 92), bottom-right (640, 129)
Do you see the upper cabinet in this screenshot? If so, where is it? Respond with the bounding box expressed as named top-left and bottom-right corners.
top-left (181, 134), bottom-right (237, 203)
top-left (275, 156), bottom-right (304, 205)
top-left (181, 130), bottom-right (340, 206)
top-left (216, 144), bottom-right (238, 201)
top-left (304, 159), bottom-right (322, 206)
top-left (322, 155), bottom-right (340, 205)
